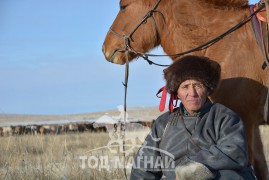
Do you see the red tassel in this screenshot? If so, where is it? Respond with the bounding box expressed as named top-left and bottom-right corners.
top-left (156, 86), bottom-right (178, 112)
top-left (156, 86), bottom-right (167, 112)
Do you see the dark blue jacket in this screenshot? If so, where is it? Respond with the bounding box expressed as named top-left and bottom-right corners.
top-left (130, 101), bottom-right (256, 179)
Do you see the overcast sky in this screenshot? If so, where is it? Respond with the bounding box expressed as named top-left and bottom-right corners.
top-left (0, 0), bottom-right (259, 115)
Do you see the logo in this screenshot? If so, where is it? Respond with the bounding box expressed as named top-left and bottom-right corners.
top-left (79, 105), bottom-right (175, 171)
top-left (92, 105), bottom-right (150, 156)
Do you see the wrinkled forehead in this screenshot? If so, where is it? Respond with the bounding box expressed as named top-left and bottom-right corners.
top-left (179, 79), bottom-right (204, 86)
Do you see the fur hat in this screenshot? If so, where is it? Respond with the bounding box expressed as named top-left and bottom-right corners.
top-left (164, 55), bottom-right (221, 95)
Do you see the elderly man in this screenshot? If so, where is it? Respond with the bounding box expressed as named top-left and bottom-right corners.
top-left (130, 55), bottom-right (256, 180)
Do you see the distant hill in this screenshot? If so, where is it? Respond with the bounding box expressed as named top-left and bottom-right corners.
top-left (0, 106), bottom-right (166, 126)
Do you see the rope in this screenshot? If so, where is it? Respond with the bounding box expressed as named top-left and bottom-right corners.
top-left (121, 51), bottom-right (129, 179)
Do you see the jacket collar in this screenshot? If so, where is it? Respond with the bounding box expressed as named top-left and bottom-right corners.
top-left (178, 99), bottom-right (213, 117)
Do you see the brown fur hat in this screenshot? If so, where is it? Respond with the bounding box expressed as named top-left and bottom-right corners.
top-left (164, 55), bottom-right (221, 95)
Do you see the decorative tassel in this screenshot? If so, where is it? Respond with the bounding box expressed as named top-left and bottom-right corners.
top-left (156, 86), bottom-right (178, 112)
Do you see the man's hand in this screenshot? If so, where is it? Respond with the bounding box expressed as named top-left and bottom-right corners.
top-left (175, 157), bottom-right (215, 180)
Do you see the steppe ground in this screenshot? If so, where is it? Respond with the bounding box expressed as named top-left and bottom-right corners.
top-left (0, 107), bottom-right (269, 180)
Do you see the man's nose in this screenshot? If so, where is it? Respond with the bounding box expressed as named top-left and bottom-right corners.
top-left (188, 86), bottom-right (198, 96)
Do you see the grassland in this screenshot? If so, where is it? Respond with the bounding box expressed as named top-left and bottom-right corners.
top-left (0, 107), bottom-right (269, 179)
top-left (0, 131), bottom-right (145, 180)
top-left (1, 126), bottom-right (268, 180)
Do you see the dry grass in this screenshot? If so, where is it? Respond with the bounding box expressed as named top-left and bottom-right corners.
top-left (0, 108), bottom-right (269, 179)
top-left (0, 107), bottom-right (161, 179)
top-left (1, 126), bottom-right (269, 180)
top-left (0, 130), bottom-right (148, 180)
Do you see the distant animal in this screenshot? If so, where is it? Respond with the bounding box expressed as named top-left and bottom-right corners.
top-left (102, 0), bottom-right (269, 178)
top-left (0, 127), bottom-right (3, 136)
top-left (25, 125), bottom-right (38, 135)
top-left (60, 124), bottom-right (68, 133)
top-left (50, 124), bottom-right (61, 134)
top-left (3, 126), bottom-right (13, 136)
top-left (37, 125), bottom-right (49, 135)
top-left (13, 125), bottom-right (25, 135)
top-left (77, 123), bottom-right (86, 132)
top-left (136, 120), bottom-right (155, 129)
top-left (83, 123), bottom-right (95, 132)
top-left (68, 123), bottom-right (79, 132)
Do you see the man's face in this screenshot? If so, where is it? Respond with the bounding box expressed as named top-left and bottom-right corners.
top-left (177, 79), bottom-right (209, 115)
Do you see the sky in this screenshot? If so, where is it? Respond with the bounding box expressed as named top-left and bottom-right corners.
top-left (0, 0), bottom-right (259, 115)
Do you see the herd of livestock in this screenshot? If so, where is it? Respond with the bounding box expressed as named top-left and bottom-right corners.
top-left (0, 120), bottom-right (154, 137)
